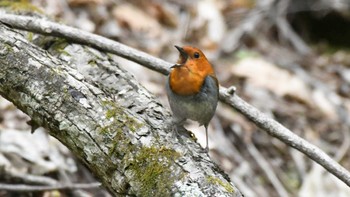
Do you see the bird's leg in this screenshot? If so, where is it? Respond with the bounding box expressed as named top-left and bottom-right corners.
top-left (169, 118), bottom-right (187, 138)
top-left (173, 124), bottom-right (185, 138)
top-left (198, 125), bottom-right (209, 153)
top-left (204, 125), bottom-right (209, 153)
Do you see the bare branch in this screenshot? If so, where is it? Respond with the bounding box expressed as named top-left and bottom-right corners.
top-left (0, 182), bottom-right (101, 192)
top-left (0, 14), bottom-right (170, 75)
top-left (2, 169), bottom-right (58, 186)
top-left (219, 88), bottom-right (350, 187)
top-left (246, 142), bottom-right (289, 197)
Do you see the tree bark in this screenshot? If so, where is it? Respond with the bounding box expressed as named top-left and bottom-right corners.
top-left (0, 23), bottom-right (242, 196)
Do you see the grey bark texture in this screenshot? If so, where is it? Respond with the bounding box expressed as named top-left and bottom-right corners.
top-left (0, 23), bottom-right (243, 196)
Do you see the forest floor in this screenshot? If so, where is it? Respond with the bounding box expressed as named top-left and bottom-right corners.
top-left (1, 0), bottom-right (350, 196)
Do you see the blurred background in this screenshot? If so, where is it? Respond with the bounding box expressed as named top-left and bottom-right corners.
top-left (1, 0), bottom-right (350, 196)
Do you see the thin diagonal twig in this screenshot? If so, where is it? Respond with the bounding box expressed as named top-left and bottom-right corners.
top-left (0, 182), bottom-right (101, 192)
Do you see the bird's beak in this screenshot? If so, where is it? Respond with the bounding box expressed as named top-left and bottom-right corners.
top-left (170, 63), bottom-right (182, 68)
top-left (174, 45), bottom-right (188, 67)
top-left (174, 45), bottom-right (188, 60)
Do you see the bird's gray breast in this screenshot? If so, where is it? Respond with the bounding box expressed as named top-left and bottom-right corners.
top-left (166, 75), bottom-right (219, 125)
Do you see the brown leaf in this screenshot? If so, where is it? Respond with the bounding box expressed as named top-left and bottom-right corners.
top-left (232, 58), bottom-right (313, 106)
top-left (68, 0), bottom-right (105, 6)
top-left (113, 4), bottom-right (162, 38)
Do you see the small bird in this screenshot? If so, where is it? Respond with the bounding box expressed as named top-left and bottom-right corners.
top-left (166, 45), bottom-right (219, 152)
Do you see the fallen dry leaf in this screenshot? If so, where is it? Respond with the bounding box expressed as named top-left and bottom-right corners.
top-left (113, 4), bottom-right (162, 38)
top-left (232, 57), bottom-right (313, 106)
top-left (0, 128), bottom-right (76, 175)
top-left (68, 0), bottom-right (106, 6)
top-left (196, 0), bottom-right (226, 49)
top-left (299, 163), bottom-right (350, 197)
top-left (147, 2), bottom-right (178, 28)
top-left (311, 90), bottom-right (338, 120)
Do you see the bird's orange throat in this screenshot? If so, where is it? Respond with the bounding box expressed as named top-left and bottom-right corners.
top-left (169, 66), bottom-right (206, 96)
top-left (169, 46), bottom-right (216, 96)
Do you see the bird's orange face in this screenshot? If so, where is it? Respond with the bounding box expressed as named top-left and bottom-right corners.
top-left (169, 46), bottom-right (216, 96)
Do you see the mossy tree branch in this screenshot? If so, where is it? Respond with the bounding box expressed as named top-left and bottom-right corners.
top-left (0, 24), bottom-right (242, 196)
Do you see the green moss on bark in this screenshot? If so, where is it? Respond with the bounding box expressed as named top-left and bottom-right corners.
top-left (0, 0), bottom-right (43, 13)
top-left (129, 146), bottom-right (183, 196)
top-left (99, 100), bottom-right (184, 196)
top-left (207, 176), bottom-right (235, 193)
top-left (103, 100), bottom-right (142, 133)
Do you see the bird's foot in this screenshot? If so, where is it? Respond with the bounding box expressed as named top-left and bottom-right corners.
top-left (199, 147), bottom-right (209, 154)
top-left (174, 125), bottom-right (194, 138)
top-left (165, 121), bottom-right (187, 138)
top-left (166, 118), bottom-right (191, 137)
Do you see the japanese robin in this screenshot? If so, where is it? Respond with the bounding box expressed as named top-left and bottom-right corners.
top-left (166, 45), bottom-right (219, 152)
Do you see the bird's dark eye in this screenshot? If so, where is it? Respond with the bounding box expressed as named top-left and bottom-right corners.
top-left (194, 52), bottom-right (200, 59)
